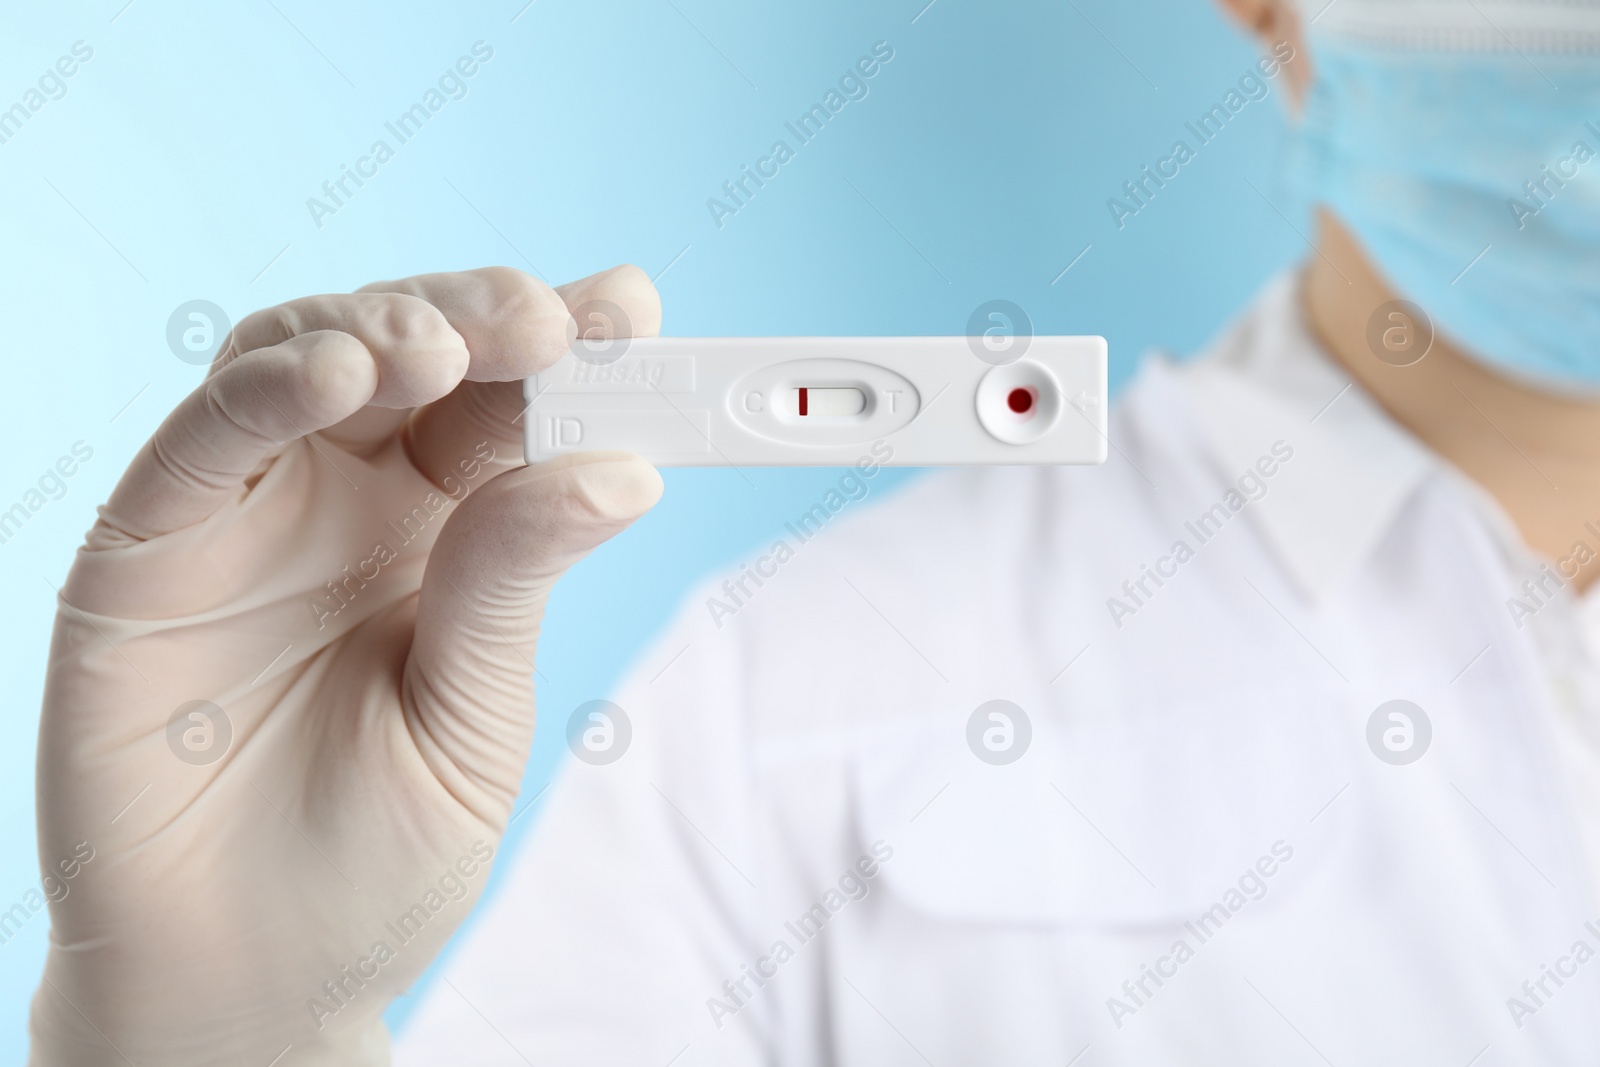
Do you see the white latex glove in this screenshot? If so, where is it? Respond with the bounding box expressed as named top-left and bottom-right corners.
top-left (30, 265), bottom-right (664, 1065)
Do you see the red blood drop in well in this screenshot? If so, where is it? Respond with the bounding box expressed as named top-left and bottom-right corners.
top-left (1007, 387), bottom-right (1034, 414)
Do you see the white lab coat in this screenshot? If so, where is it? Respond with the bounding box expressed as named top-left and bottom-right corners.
top-left (395, 273), bottom-right (1600, 1065)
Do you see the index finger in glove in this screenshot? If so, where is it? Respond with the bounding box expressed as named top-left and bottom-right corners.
top-left (97, 292), bottom-right (469, 544)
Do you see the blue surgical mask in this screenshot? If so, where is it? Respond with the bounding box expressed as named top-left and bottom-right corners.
top-left (1292, 10), bottom-right (1600, 393)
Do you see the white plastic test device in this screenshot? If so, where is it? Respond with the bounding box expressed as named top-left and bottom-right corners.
top-left (521, 336), bottom-right (1108, 466)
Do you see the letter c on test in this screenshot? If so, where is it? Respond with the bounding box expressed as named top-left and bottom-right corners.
top-left (745, 390), bottom-right (763, 412)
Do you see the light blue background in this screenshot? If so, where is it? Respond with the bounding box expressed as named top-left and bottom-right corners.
top-left (0, 0), bottom-right (1305, 1057)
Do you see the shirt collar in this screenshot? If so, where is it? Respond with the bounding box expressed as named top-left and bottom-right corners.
top-left (1177, 271), bottom-right (1438, 602)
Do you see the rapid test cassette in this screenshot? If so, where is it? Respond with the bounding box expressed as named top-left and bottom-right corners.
top-left (521, 336), bottom-right (1108, 466)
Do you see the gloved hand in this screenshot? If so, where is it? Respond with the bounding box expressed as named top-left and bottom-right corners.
top-left (29, 265), bottom-right (664, 1065)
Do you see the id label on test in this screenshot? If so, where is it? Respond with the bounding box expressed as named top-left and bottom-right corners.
top-left (522, 336), bottom-right (1108, 466)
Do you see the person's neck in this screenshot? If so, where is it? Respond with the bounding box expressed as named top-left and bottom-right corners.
top-left (1302, 209), bottom-right (1600, 592)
